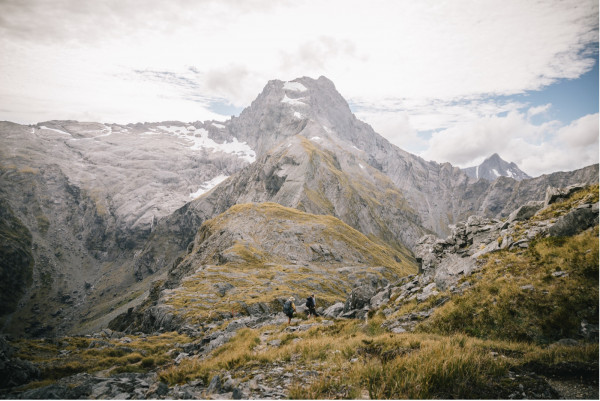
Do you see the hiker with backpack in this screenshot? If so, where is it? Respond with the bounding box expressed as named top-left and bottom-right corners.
top-left (283, 297), bottom-right (296, 324)
top-left (306, 294), bottom-right (317, 318)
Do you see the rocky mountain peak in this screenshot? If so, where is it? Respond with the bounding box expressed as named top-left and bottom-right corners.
top-left (228, 75), bottom-right (360, 156)
top-left (463, 153), bottom-right (531, 181)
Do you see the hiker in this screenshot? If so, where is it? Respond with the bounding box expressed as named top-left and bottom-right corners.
top-left (306, 294), bottom-right (317, 318)
top-left (283, 297), bottom-right (296, 324)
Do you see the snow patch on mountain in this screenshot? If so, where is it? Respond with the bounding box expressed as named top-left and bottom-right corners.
top-left (281, 94), bottom-right (307, 106)
top-left (190, 174), bottom-right (229, 198)
top-left (283, 81), bottom-right (307, 92)
top-left (154, 126), bottom-right (255, 163)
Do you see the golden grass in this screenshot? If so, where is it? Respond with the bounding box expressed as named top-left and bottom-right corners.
top-left (164, 202), bottom-right (416, 324)
top-left (13, 332), bottom-right (193, 381)
top-left (417, 226), bottom-right (599, 343)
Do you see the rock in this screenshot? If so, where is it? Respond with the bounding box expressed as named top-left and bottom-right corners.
top-left (222, 376), bottom-right (236, 392)
top-left (207, 374), bottom-right (221, 394)
top-left (545, 184), bottom-right (586, 206)
top-left (416, 283), bottom-right (438, 302)
top-left (344, 285), bottom-right (377, 312)
top-left (100, 328), bottom-right (113, 338)
top-left (147, 381), bottom-right (169, 397)
top-left (322, 302), bottom-right (344, 318)
top-left (433, 254), bottom-right (477, 290)
top-left (0, 336), bottom-right (41, 389)
top-left (232, 387), bottom-right (244, 399)
top-left (508, 201), bottom-right (544, 222)
top-left (548, 203), bottom-right (599, 237)
top-left (174, 352), bottom-right (189, 364)
top-left (370, 287), bottom-right (391, 309)
top-left (226, 320), bottom-right (247, 333)
top-left (520, 284), bottom-right (535, 291)
top-left (580, 320), bottom-right (599, 341)
top-left (555, 338), bottom-right (579, 346)
top-left (214, 282), bottom-right (234, 297)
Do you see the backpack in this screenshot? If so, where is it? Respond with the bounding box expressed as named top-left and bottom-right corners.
top-left (306, 297), bottom-right (314, 308)
top-left (283, 300), bottom-right (293, 314)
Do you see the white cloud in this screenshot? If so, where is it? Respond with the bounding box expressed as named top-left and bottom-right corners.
top-left (420, 112), bottom-right (598, 177)
top-left (0, 0), bottom-right (597, 176)
top-left (355, 109), bottom-right (426, 152)
top-left (527, 103), bottom-right (552, 118)
top-left (0, 0), bottom-right (597, 123)
top-left (555, 113), bottom-right (599, 148)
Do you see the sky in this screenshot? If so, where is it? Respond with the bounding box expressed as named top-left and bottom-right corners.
top-left (0, 0), bottom-right (598, 177)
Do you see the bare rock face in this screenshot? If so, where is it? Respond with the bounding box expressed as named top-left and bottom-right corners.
top-left (415, 185), bottom-right (599, 290)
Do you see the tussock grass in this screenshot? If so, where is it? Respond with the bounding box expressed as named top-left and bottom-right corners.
top-left (418, 226), bottom-right (599, 343)
top-left (13, 332), bottom-right (192, 382)
top-left (534, 185), bottom-right (599, 221)
top-left (165, 202), bottom-right (416, 324)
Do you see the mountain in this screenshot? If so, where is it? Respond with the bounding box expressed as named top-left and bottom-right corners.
top-left (3, 184), bottom-right (598, 400)
top-left (109, 202), bottom-right (417, 334)
top-left (0, 76), bottom-right (598, 339)
top-left (463, 153), bottom-right (531, 181)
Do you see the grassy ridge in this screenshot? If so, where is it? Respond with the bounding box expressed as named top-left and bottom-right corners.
top-left (164, 202), bottom-right (417, 323)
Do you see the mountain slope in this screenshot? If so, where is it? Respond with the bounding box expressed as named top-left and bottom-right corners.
top-left (464, 153), bottom-right (531, 181)
top-left (111, 202), bottom-right (417, 332)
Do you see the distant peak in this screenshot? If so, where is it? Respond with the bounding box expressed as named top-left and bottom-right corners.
top-left (463, 153), bottom-right (531, 181)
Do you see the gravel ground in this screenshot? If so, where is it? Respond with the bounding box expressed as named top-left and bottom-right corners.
top-left (548, 379), bottom-right (599, 400)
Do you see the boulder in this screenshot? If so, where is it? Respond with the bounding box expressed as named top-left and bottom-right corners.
top-left (322, 302), bottom-right (344, 318)
top-left (548, 203), bottom-right (599, 237)
top-left (544, 184), bottom-right (585, 206)
top-left (343, 285), bottom-right (377, 312)
top-left (508, 201), bottom-right (544, 223)
top-left (207, 374), bottom-right (221, 394)
top-left (370, 287), bottom-right (391, 309)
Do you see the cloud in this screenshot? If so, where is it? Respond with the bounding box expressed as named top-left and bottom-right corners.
top-left (555, 113), bottom-right (599, 148)
top-left (419, 111), bottom-right (598, 177)
top-left (527, 103), bottom-right (552, 118)
top-left (0, 0), bottom-right (597, 176)
top-left (355, 109), bottom-right (426, 152)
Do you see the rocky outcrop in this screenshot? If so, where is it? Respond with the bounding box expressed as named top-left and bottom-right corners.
top-left (0, 336), bottom-right (40, 389)
top-left (325, 185), bottom-right (599, 334)
top-left (415, 185), bottom-right (597, 289)
top-left (0, 199), bottom-right (33, 317)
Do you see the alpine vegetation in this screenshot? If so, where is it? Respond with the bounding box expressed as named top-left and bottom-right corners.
top-left (0, 77), bottom-right (597, 399)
